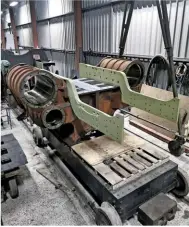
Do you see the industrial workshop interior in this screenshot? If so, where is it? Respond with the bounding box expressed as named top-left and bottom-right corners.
top-left (1, 0), bottom-right (189, 226)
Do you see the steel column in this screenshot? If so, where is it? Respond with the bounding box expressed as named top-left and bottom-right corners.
top-left (1, 24), bottom-right (6, 49)
top-left (156, 0), bottom-right (178, 98)
top-left (9, 7), bottom-right (19, 50)
top-left (119, 1), bottom-right (135, 58)
top-left (29, 0), bottom-right (39, 48)
top-left (74, 0), bottom-right (83, 72)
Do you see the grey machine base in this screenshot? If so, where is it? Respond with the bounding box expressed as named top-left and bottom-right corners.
top-left (43, 129), bottom-right (178, 221)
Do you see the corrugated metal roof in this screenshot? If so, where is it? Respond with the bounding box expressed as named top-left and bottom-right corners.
top-left (82, 0), bottom-right (113, 9)
top-left (83, 0), bottom-right (189, 58)
top-left (83, 6), bottom-right (111, 52)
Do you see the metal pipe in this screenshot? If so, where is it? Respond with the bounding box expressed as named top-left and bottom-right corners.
top-left (120, 108), bottom-right (176, 133)
top-left (119, 1), bottom-right (135, 57)
top-left (124, 127), bottom-right (170, 153)
top-left (159, 0), bottom-right (182, 135)
top-left (119, 1), bottom-right (127, 54)
top-left (156, 0), bottom-right (178, 98)
top-left (161, 0), bottom-right (178, 97)
top-left (156, 1), bottom-right (169, 48)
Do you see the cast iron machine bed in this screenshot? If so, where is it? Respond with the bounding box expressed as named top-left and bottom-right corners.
top-left (41, 125), bottom-right (188, 225)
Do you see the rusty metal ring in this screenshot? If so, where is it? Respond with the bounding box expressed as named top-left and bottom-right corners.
top-left (42, 105), bottom-right (65, 130)
top-left (19, 69), bottom-right (58, 108)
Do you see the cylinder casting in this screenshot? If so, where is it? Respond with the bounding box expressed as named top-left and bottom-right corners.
top-left (98, 57), bottom-right (144, 87)
top-left (7, 64), bottom-right (65, 130)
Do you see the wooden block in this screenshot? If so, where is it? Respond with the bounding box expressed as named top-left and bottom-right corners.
top-left (130, 151), bottom-right (152, 167)
top-left (121, 154), bottom-right (145, 170)
top-left (141, 143), bottom-right (169, 160)
top-left (94, 163), bottom-right (123, 185)
top-left (110, 162), bottom-right (131, 178)
top-left (114, 157), bottom-right (138, 174)
top-left (135, 149), bottom-right (158, 163)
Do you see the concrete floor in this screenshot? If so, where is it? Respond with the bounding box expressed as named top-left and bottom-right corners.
top-left (1, 111), bottom-right (95, 225)
top-left (1, 110), bottom-right (189, 225)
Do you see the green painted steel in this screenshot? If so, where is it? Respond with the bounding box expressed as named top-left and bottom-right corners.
top-left (50, 71), bottom-right (125, 143)
top-left (65, 78), bottom-right (124, 143)
top-left (79, 63), bottom-right (180, 123)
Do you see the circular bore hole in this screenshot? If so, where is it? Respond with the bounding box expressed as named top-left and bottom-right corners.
top-left (23, 73), bottom-right (55, 107)
top-left (46, 109), bottom-right (63, 127)
top-left (125, 64), bottom-right (143, 87)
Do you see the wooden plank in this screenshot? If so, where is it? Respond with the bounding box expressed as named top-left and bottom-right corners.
top-left (71, 136), bottom-right (127, 166)
top-left (94, 163), bottom-right (122, 185)
top-left (135, 148), bottom-right (158, 163)
top-left (71, 142), bottom-right (103, 166)
top-left (121, 154), bottom-right (145, 170)
top-left (72, 133), bottom-right (145, 166)
top-left (141, 143), bottom-right (169, 160)
top-left (131, 84), bottom-right (189, 139)
top-left (114, 157), bottom-right (138, 174)
top-left (110, 162), bottom-right (131, 178)
top-left (130, 151), bottom-right (152, 167)
top-left (123, 133), bottom-right (145, 148)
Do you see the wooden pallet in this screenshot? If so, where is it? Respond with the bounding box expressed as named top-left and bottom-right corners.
top-left (72, 133), bottom-right (169, 189)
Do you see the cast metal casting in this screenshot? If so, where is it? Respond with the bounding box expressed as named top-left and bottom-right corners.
top-left (6, 61), bottom-right (181, 144)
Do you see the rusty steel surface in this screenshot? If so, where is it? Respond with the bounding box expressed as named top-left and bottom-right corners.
top-left (7, 64), bottom-right (64, 130)
top-left (6, 59), bottom-right (145, 145)
top-left (6, 63), bottom-right (125, 146)
top-left (8, 66), bottom-right (34, 99)
top-left (7, 65), bottom-right (34, 107)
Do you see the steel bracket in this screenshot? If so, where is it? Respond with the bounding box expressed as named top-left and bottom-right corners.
top-left (79, 63), bottom-right (180, 123)
top-left (49, 71), bottom-right (125, 143)
top-left (65, 78), bottom-right (124, 143)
